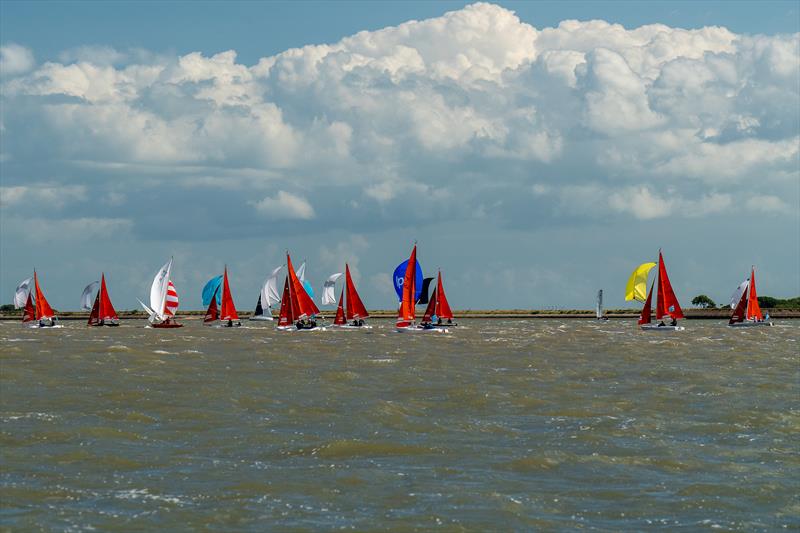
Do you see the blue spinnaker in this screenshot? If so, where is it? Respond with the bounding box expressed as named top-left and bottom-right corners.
top-left (303, 280), bottom-right (314, 299)
top-left (202, 275), bottom-right (223, 306)
top-left (393, 260), bottom-right (423, 302)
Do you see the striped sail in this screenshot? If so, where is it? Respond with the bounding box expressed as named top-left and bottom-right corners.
top-left (164, 281), bottom-right (179, 317)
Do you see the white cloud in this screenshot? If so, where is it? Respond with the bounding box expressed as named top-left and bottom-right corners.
top-left (0, 184), bottom-right (87, 209)
top-left (745, 195), bottom-right (793, 214)
top-left (0, 43), bottom-right (34, 76)
top-left (251, 190), bottom-right (315, 220)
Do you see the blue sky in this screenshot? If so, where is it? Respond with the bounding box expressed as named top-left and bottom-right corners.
top-left (1, 1), bottom-right (798, 311)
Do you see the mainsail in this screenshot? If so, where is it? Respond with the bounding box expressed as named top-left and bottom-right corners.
top-left (638, 281), bottom-right (654, 325)
top-left (729, 285), bottom-right (748, 324)
top-left (655, 252), bottom-right (683, 320)
top-left (33, 271), bottom-right (55, 320)
top-left (345, 265), bottom-right (368, 320)
top-left (150, 258), bottom-right (173, 318)
top-left (333, 288), bottom-right (346, 325)
top-left (287, 253), bottom-right (319, 320)
top-left (435, 271), bottom-right (453, 320)
top-left (747, 267), bottom-right (763, 321)
top-left (204, 287), bottom-right (220, 324)
top-left (220, 266), bottom-right (239, 321)
top-left (596, 289), bottom-right (604, 319)
top-left (277, 277), bottom-right (294, 326)
top-left (397, 245), bottom-right (417, 327)
top-left (89, 274), bottom-right (118, 325)
top-left (22, 293), bottom-right (35, 323)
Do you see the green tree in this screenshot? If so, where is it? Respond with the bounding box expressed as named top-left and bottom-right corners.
top-left (691, 294), bottom-right (716, 308)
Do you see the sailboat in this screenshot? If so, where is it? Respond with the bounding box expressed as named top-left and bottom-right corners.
top-left (82, 274), bottom-right (119, 326)
top-left (329, 264), bottom-right (371, 329)
top-left (421, 271), bottom-right (456, 328)
top-left (19, 271), bottom-right (59, 327)
top-left (625, 251), bottom-right (685, 331)
top-left (203, 266), bottom-right (241, 327)
top-left (395, 245), bottom-right (448, 333)
top-left (138, 257), bottom-right (183, 328)
top-left (729, 267), bottom-right (773, 327)
top-left (250, 266), bottom-right (282, 321)
top-left (596, 289), bottom-right (609, 321)
top-left (276, 252), bottom-right (322, 331)
top-left (15, 274), bottom-right (58, 327)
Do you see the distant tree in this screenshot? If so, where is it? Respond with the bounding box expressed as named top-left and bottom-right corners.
top-left (758, 296), bottom-right (779, 309)
top-left (0, 304), bottom-right (15, 312)
top-left (691, 294), bottom-right (716, 308)
top-left (758, 296), bottom-right (800, 309)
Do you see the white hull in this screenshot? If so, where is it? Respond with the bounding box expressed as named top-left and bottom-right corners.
top-left (395, 325), bottom-right (449, 333)
top-left (332, 324), bottom-right (373, 330)
top-left (641, 324), bottom-right (685, 331)
top-left (729, 320), bottom-right (773, 328)
top-left (248, 315), bottom-right (273, 321)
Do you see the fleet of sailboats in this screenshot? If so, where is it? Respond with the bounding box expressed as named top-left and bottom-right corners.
top-left (8, 249), bottom-right (786, 331)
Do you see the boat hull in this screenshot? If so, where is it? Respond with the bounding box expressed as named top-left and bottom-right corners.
top-left (396, 325), bottom-right (449, 333)
top-left (641, 324), bottom-right (685, 331)
top-left (248, 315), bottom-right (273, 321)
top-left (332, 324), bottom-right (373, 330)
top-left (728, 321), bottom-right (773, 327)
top-left (151, 322), bottom-right (183, 329)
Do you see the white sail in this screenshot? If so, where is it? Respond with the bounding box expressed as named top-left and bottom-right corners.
top-left (81, 281), bottom-right (100, 311)
top-left (296, 262), bottom-right (306, 282)
top-left (321, 272), bottom-right (344, 305)
top-left (149, 257), bottom-right (173, 318)
top-left (730, 279), bottom-right (749, 309)
top-left (14, 278), bottom-right (32, 309)
top-left (264, 265), bottom-right (283, 307)
top-left (138, 298), bottom-right (155, 317)
top-left (596, 289), bottom-right (604, 319)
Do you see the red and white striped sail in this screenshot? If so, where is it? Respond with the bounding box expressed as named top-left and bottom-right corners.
top-left (163, 281), bottom-right (179, 317)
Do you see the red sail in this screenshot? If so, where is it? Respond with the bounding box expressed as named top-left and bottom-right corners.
top-left (204, 288), bottom-right (219, 324)
top-left (287, 254), bottom-right (319, 319)
top-left (278, 277), bottom-right (294, 326)
top-left (435, 271), bottom-right (453, 320)
top-left (655, 251), bottom-right (683, 320)
top-left (98, 273), bottom-right (118, 321)
top-left (397, 245), bottom-right (417, 326)
top-left (747, 267), bottom-right (763, 321)
top-left (334, 288), bottom-right (346, 325)
top-left (729, 286), bottom-right (748, 325)
top-left (345, 264), bottom-right (369, 320)
top-left (422, 288), bottom-right (437, 324)
top-left (639, 281), bottom-right (654, 325)
top-left (33, 271), bottom-right (55, 320)
top-left (220, 267), bottom-right (239, 321)
top-left (88, 292), bottom-right (101, 326)
top-left (22, 293), bottom-right (35, 323)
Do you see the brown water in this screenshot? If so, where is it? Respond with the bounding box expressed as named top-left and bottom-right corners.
top-left (1, 319), bottom-right (798, 531)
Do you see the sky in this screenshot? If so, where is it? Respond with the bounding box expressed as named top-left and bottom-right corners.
top-left (1, 1), bottom-right (798, 311)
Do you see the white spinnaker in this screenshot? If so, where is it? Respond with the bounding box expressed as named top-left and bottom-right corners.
top-left (150, 257), bottom-right (173, 319)
top-left (81, 281), bottom-right (100, 310)
top-left (264, 265), bottom-right (283, 308)
top-left (296, 262), bottom-right (306, 282)
top-left (14, 278), bottom-right (32, 309)
top-left (596, 289), bottom-right (604, 319)
top-left (730, 279), bottom-right (749, 309)
top-left (322, 273), bottom-right (344, 305)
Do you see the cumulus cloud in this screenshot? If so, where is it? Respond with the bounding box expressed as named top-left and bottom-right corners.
top-left (0, 43), bottom-right (34, 76)
top-left (251, 190), bottom-right (315, 220)
top-left (0, 184), bottom-right (87, 209)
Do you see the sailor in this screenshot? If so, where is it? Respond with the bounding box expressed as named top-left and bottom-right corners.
top-left (227, 319), bottom-right (233, 327)
top-left (670, 318), bottom-right (677, 326)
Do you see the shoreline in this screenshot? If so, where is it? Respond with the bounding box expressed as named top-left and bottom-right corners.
top-left (2, 309), bottom-right (798, 321)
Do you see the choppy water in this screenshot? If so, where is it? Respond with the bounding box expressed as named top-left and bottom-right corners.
top-left (1, 319), bottom-right (798, 531)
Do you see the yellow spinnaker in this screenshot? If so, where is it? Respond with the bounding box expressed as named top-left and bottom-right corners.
top-left (625, 262), bottom-right (656, 302)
